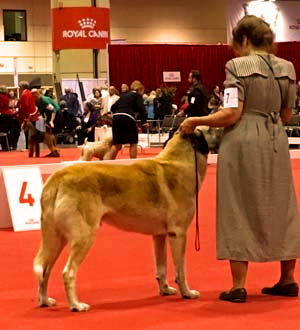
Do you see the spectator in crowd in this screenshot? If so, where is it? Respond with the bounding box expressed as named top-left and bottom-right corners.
top-left (208, 85), bottom-right (223, 114)
top-left (0, 86), bottom-right (13, 150)
top-left (101, 86), bottom-right (120, 115)
top-left (8, 89), bottom-right (18, 110)
top-left (146, 90), bottom-right (157, 119)
top-left (121, 84), bottom-right (129, 94)
top-left (60, 88), bottom-right (81, 119)
top-left (86, 87), bottom-right (97, 103)
top-left (17, 81), bottom-right (38, 149)
top-left (8, 89), bottom-right (21, 150)
top-left (177, 70), bottom-right (208, 117)
top-left (179, 96), bottom-right (189, 113)
top-left (44, 89), bottom-right (55, 99)
top-left (153, 87), bottom-right (174, 120)
top-left (101, 88), bottom-right (109, 98)
top-left (104, 80), bottom-right (148, 160)
top-left (75, 102), bottom-right (99, 145)
top-left (58, 99), bottom-right (80, 133)
top-left (180, 15), bottom-right (300, 303)
top-left (89, 88), bottom-right (102, 113)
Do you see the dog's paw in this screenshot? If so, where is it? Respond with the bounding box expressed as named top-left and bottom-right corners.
top-left (183, 290), bottom-right (200, 299)
top-left (39, 297), bottom-right (57, 307)
top-left (160, 286), bottom-right (177, 296)
top-left (70, 302), bottom-right (90, 312)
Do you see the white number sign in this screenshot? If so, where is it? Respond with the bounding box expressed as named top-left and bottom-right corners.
top-left (2, 167), bottom-right (43, 231)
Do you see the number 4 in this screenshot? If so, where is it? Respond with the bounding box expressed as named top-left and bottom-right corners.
top-left (19, 181), bottom-right (35, 207)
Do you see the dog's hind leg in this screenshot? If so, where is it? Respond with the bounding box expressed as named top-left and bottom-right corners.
top-left (62, 214), bottom-right (98, 312)
top-left (35, 142), bottom-right (40, 157)
top-left (45, 135), bottom-right (60, 156)
top-left (168, 230), bottom-right (200, 299)
top-left (33, 225), bottom-right (67, 307)
top-left (153, 235), bottom-right (177, 296)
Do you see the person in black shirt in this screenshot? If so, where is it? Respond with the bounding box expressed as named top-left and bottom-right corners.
top-left (104, 80), bottom-right (148, 159)
top-left (177, 70), bottom-right (208, 118)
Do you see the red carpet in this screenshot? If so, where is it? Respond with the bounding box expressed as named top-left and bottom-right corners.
top-left (0, 146), bottom-right (161, 166)
top-left (0, 149), bottom-right (300, 330)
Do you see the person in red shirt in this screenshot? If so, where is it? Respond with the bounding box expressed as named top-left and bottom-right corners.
top-left (17, 81), bottom-right (38, 149)
top-left (0, 85), bottom-right (13, 150)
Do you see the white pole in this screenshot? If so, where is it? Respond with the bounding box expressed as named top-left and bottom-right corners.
top-left (13, 57), bottom-right (18, 88)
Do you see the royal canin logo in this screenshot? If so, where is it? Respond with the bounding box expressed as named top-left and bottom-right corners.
top-left (78, 18), bottom-right (96, 29)
top-left (62, 17), bottom-right (108, 39)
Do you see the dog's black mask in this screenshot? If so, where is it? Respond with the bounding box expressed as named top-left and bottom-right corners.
top-left (188, 130), bottom-right (209, 155)
top-left (163, 129), bottom-right (209, 155)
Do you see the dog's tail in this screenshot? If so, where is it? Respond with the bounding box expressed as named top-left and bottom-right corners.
top-left (79, 138), bottom-right (89, 160)
top-left (33, 175), bottom-right (66, 283)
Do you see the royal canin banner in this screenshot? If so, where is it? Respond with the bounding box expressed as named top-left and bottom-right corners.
top-left (52, 7), bottom-right (110, 50)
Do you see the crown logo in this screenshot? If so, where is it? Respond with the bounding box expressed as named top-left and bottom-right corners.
top-left (78, 18), bottom-right (96, 29)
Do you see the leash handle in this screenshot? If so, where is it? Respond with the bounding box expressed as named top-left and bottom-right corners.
top-left (194, 149), bottom-right (200, 251)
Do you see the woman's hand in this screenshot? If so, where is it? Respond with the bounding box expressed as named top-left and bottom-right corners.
top-left (142, 122), bottom-right (150, 129)
top-left (176, 110), bottom-right (186, 117)
top-left (179, 118), bottom-right (197, 135)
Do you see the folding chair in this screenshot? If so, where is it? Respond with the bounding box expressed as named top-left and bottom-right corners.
top-left (0, 132), bottom-right (10, 151)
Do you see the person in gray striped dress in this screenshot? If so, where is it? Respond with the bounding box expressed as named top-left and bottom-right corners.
top-left (180, 15), bottom-right (300, 303)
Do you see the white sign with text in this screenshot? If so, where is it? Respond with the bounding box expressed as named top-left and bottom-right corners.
top-left (163, 71), bottom-right (181, 82)
top-left (2, 167), bottom-right (43, 232)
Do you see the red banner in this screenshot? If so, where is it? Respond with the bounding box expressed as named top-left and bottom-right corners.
top-left (52, 7), bottom-right (110, 50)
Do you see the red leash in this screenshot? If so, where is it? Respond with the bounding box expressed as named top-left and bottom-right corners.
top-left (194, 149), bottom-right (200, 251)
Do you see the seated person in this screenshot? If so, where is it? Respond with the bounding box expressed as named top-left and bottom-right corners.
top-left (89, 88), bottom-right (102, 113)
top-left (75, 102), bottom-right (99, 145)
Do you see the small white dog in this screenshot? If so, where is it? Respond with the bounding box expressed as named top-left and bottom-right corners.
top-left (79, 136), bottom-right (113, 161)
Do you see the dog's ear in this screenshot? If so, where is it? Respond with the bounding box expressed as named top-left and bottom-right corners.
top-left (188, 129), bottom-right (209, 155)
top-left (162, 128), bottom-right (178, 149)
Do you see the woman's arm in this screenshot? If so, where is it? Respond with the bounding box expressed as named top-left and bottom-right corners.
top-left (180, 101), bottom-right (243, 135)
top-left (49, 112), bottom-right (56, 128)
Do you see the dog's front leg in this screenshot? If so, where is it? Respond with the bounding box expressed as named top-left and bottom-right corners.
top-left (153, 235), bottom-right (177, 296)
top-left (168, 231), bottom-right (200, 299)
top-left (28, 137), bottom-right (34, 157)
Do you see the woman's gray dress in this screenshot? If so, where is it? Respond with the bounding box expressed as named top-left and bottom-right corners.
top-left (217, 54), bottom-right (300, 262)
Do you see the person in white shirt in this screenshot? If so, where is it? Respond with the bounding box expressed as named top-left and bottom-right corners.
top-left (101, 86), bottom-right (120, 115)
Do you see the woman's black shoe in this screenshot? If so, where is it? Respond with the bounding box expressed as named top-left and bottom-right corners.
top-left (219, 288), bottom-right (247, 303)
top-left (261, 283), bottom-right (298, 297)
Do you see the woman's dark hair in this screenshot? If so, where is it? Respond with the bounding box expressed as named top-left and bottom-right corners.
top-left (93, 88), bottom-right (101, 96)
top-left (232, 15), bottom-right (274, 51)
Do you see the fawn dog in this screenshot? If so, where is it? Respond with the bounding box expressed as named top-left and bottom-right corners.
top-left (79, 136), bottom-right (113, 161)
top-left (22, 119), bottom-right (60, 157)
top-left (33, 127), bottom-right (222, 311)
